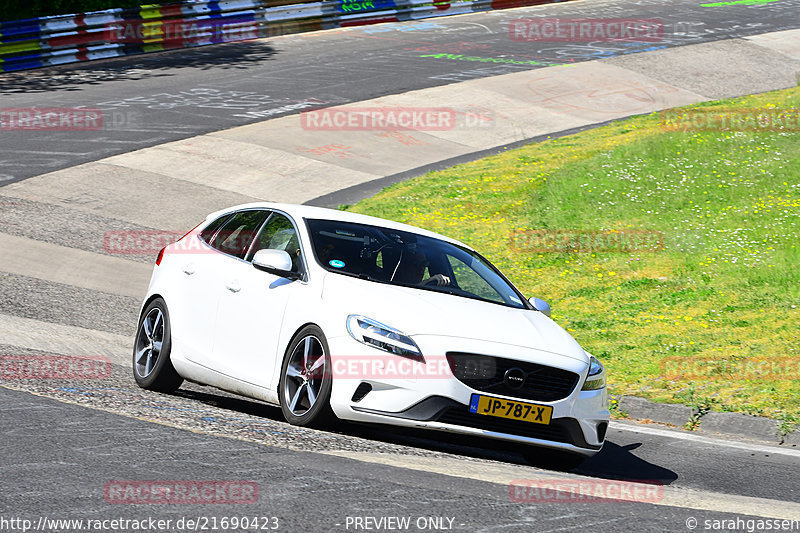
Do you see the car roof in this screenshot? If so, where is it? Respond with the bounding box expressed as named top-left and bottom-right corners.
top-left (205, 202), bottom-right (472, 249)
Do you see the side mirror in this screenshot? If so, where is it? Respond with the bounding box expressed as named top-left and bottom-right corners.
top-left (252, 249), bottom-right (301, 280)
top-left (529, 297), bottom-right (551, 317)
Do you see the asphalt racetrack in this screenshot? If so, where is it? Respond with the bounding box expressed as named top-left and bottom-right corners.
top-left (2, 0), bottom-right (800, 183)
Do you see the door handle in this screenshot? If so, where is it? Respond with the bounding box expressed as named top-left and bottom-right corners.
top-left (226, 281), bottom-right (241, 293)
top-left (183, 263), bottom-right (195, 275)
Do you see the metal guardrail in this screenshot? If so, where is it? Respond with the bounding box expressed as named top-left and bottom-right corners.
top-left (0, 0), bottom-right (567, 72)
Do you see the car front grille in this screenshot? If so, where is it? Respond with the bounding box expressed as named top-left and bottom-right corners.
top-left (446, 352), bottom-right (580, 402)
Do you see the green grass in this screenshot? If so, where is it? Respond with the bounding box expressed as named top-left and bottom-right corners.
top-left (346, 87), bottom-right (800, 425)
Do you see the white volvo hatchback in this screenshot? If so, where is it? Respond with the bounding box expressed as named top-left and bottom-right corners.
top-left (134, 202), bottom-right (609, 463)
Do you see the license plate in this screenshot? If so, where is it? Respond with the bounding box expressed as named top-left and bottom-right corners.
top-left (469, 394), bottom-right (552, 425)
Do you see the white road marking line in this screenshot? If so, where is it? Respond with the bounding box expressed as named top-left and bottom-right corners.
top-left (610, 421), bottom-right (800, 458)
top-left (320, 451), bottom-right (800, 520)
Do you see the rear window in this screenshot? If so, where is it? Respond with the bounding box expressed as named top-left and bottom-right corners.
top-left (207, 210), bottom-right (269, 259)
top-left (199, 214), bottom-right (231, 243)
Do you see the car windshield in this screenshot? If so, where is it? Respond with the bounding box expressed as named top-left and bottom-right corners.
top-left (306, 218), bottom-right (527, 309)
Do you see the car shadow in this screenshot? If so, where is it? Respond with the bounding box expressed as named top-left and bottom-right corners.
top-left (574, 442), bottom-right (678, 483)
top-left (0, 40), bottom-right (279, 94)
top-left (349, 425), bottom-right (678, 485)
top-left (171, 385), bottom-right (678, 485)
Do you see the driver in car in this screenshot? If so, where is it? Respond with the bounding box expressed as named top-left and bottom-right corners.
top-left (392, 250), bottom-right (451, 286)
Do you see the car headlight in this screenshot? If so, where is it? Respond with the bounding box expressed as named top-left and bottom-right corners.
top-left (581, 355), bottom-right (606, 391)
top-left (346, 315), bottom-right (422, 359)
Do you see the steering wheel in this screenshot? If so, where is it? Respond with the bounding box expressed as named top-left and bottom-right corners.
top-left (421, 274), bottom-right (451, 286)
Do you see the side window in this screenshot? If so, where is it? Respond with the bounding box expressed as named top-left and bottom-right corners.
top-left (199, 214), bottom-right (231, 243)
top-left (208, 210), bottom-right (269, 259)
top-left (446, 255), bottom-right (504, 303)
top-left (249, 213), bottom-right (303, 272)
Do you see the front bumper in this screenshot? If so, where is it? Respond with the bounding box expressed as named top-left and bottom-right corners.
top-left (327, 335), bottom-right (609, 456)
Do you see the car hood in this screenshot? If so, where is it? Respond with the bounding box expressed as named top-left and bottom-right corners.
top-left (322, 272), bottom-right (588, 363)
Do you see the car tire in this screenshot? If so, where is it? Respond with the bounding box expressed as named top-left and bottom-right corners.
top-left (279, 325), bottom-right (335, 427)
top-left (132, 297), bottom-right (184, 392)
